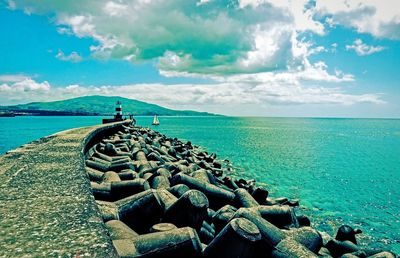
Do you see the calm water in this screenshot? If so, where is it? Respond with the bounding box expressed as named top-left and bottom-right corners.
top-left (1, 116), bottom-right (399, 252)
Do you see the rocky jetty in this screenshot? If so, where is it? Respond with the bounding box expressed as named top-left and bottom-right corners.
top-left (85, 122), bottom-right (396, 258)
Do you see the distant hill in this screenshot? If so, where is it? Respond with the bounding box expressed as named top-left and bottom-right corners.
top-left (0, 95), bottom-right (217, 116)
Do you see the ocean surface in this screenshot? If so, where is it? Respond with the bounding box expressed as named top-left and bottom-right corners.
top-left (0, 116), bottom-right (399, 253)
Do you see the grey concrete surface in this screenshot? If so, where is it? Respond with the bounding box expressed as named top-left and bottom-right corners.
top-left (0, 122), bottom-right (127, 257)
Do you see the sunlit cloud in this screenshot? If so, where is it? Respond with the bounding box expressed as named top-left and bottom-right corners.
top-left (315, 0), bottom-right (400, 40)
top-left (8, 0), bottom-right (329, 75)
top-left (55, 49), bottom-right (83, 62)
top-left (345, 39), bottom-right (385, 56)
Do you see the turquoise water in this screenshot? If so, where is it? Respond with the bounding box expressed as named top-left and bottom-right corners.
top-left (0, 116), bottom-right (102, 153)
top-left (1, 116), bottom-right (399, 253)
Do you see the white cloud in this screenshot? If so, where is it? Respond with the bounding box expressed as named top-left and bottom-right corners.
top-left (103, 1), bottom-right (127, 16)
top-left (238, 26), bottom-right (292, 71)
top-left (325, 17), bottom-right (335, 28)
top-left (56, 26), bottom-right (73, 35)
top-left (13, 0), bottom-right (394, 77)
top-left (0, 78), bottom-right (50, 96)
top-left (196, 0), bottom-right (211, 6)
top-left (211, 61), bottom-right (354, 86)
top-left (239, 0), bottom-right (325, 35)
top-left (0, 74), bottom-right (383, 112)
top-left (55, 49), bottom-right (83, 62)
top-left (9, 0), bottom-right (330, 75)
top-left (5, 0), bottom-right (394, 116)
top-left (57, 15), bottom-right (95, 38)
top-left (299, 61), bottom-right (354, 82)
top-left (345, 39), bottom-right (385, 56)
top-left (286, 0), bottom-right (324, 35)
top-left (315, 0), bottom-right (400, 39)
top-left (0, 74), bottom-right (30, 83)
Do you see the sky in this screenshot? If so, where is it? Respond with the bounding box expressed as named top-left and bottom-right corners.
top-left (0, 0), bottom-right (399, 117)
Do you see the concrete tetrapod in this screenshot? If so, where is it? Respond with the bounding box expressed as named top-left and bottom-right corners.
top-left (105, 220), bottom-right (139, 240)
top-left (112, 227), bottom-right (202, 258)
top-left (271, 238), bottom-right (319, 258)
top-left (234, 208), bottom-right (322, 256)
top-left (234, 188), bottom-right (260, 208)
top-left (90, 179), bottom-right (151, 201)
top-left (326, 239), bottom-right (359, 257)
top-left (168, 184), bottom-right (190, 198)
top-left (212, 204), bottom-right (238, 234)
top-left (151, 175), bottom-right (170, 189)
top-left (114, 189), bottom-right (163, 234)
top-left (111, 179), bottom-right (151, 200)
top-left (163, 189), bottom-right (209, 231)
top-left (154, 189), bottom-right (178, 212)
top-left (149, 223), bottom-right (177, 233)
top-left (171, 172), bottom-right (235, 209)
top-left (233, 208), bottom-right (285, 251)
top-left (284, 226), bottom-right (323, 253)
top-left (257, 205), bottom-right (299, 228)
top-left (192, 169), bottom-right (211, 184)
top-left (203, 217), bottom-right (261, 258)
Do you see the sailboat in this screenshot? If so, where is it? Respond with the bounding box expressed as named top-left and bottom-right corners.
top-left (152, 115), bottom-right (160, 125)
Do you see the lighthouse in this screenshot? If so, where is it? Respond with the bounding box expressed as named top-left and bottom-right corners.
top-left (102, 100), bottom-right (125, 124)
top-left (115, 101), bottom-right (123, 120)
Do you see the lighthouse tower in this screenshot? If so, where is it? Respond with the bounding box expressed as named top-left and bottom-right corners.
top-left (115, 101), bottom-right (123, 120)
top-left (102, 100), bottom-right (125, 124)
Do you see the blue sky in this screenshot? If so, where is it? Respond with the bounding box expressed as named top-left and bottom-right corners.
top-left (0, 0), bottom-right (399, 117)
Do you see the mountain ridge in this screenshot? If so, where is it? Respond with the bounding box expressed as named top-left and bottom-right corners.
top-left (0, 95), bottom-right (218, 116)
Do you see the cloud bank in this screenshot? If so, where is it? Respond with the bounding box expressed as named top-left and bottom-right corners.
top-left (0, 77), bottom-right (51, 99)
top-left (8, 0), bottom-right (399, 74)
top-left (5, 0), bottom-right (349, 75)
top-left (0, 74), bottom-right (384, 114)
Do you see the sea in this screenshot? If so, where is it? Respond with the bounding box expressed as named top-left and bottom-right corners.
top-left (0, 116), bottom-right (399, 253)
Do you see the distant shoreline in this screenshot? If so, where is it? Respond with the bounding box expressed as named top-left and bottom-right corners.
top-left (0, 112), bottom-right (222, 117)
top-left (0, 95), bottom-right (218, 117)
top-left (1, 113), bottom-right (399, 119)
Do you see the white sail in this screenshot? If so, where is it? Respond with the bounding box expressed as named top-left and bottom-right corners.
top-left (152, 115), bottom-right (160, 125)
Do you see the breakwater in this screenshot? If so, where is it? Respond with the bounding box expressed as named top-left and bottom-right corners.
top-left (0, 121), bottom-right (120, 257)
top-left (85, 121), bottom-right (397, 258)
top-left (0, 120), bottom-right (397, 257)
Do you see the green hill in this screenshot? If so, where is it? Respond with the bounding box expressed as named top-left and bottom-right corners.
top-left (0, 95), bottom-right (217, 116)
